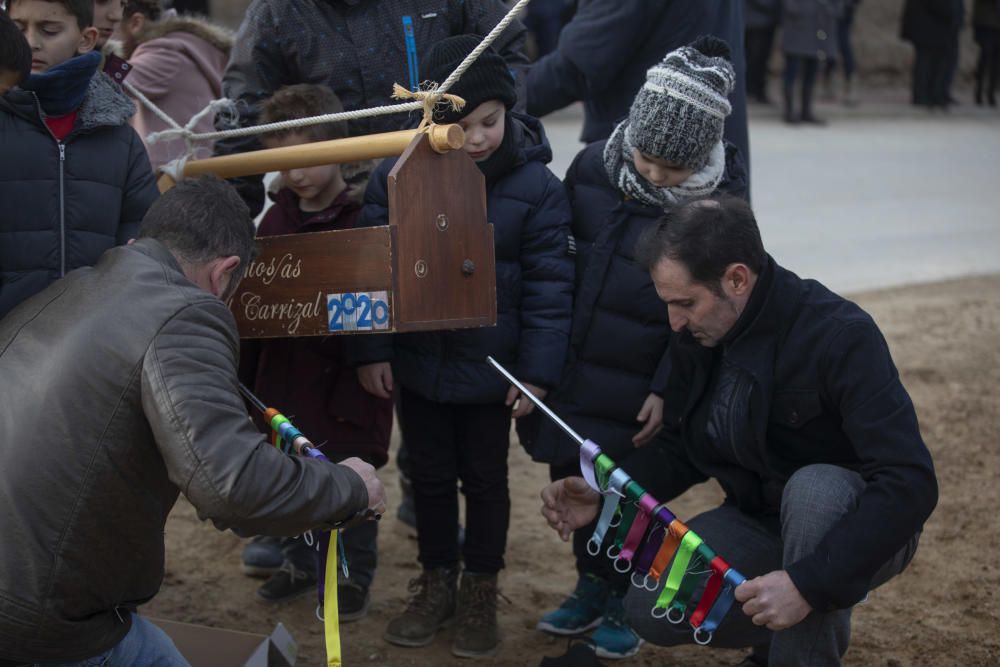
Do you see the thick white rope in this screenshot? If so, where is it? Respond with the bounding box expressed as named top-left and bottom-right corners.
top-left (123, 80), bottom-right (183, 131)
top-left (144, 0), bottom-right (530, 147)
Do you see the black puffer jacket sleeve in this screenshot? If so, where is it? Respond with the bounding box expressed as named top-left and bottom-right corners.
top-left (785, 320), bottom-right (938, 611)
top-left (116, 128), bottom-right (159, 244)
top-left (515, 171), bottom-right (574, 389)
top-left (213, 0), bottom-right (289, 215)
top-left (526, 0), bottom-right (650, 117)
top-left (622, 425), bottom-right (708, 502)
top-left (141, 299), bottom-right (369, 535)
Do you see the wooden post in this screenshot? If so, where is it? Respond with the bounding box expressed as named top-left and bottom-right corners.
top-left (159, 124), bottom-right (464, 192)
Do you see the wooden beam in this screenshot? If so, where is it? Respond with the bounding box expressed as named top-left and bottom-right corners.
top-left (174, 124), bottom-right (464, 184)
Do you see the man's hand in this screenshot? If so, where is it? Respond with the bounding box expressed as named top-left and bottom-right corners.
top-left (540, 476), bottom-right (600, 541)
top-left (735, 570), bottom-right (813, 631)
top-left (339, 457), bottom-right (386, 516)
top-left (506, 382), bottom-right (546, 419)
top-left (357, 362), bottom-right (393, 399)
top-left (632, 393), bottom-right (664, 447)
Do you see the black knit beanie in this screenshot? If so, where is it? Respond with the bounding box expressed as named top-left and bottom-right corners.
top-left (421, 34), bottom-right (517, 124)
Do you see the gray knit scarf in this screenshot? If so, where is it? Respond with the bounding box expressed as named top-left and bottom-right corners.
top-left (603, 120), bottom-right (726, 209)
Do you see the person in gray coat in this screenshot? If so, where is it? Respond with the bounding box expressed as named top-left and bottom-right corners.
top-left (0, 177), bottom-right (384, 665)
top-left (781, 0), bottom-right (841, 124)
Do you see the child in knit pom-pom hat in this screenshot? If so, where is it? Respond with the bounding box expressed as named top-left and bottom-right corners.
top-left (349, 34), bottom-right (574, 658)
top-left (603, 35), bottom-right (739, 209)
top-left (519, 36), bottom-right (749, 660)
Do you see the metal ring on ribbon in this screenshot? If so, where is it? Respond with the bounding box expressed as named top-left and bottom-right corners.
top-left (586, 537), bottom-right (602, 557)
top-left (608, 511), bottom-right (622, 529)
top-left (613, 556), bottom-right (632, 574)
top-left (666, 606), bottom-right (686, 625)
top-left (693, 627), bottom-right (713, 645)
top-left (643, 573), bottom-right (659, 592)
top-left (303, 530), bottom-right (315, 547)
top-left (651, 606), bottom-right (669, 619)
top-left (315, 604), bottom-right (325, 622)
top-left (606, 544), bottom-right (622, 560)
top-left (631, 571), bottom-right (647, 589)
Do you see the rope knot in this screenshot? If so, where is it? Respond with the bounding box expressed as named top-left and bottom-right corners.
top-left (392, 82), bottom-right (465, 127)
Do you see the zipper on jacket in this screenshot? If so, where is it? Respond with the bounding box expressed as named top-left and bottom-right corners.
top-left (58, 143), bottom-right (67, 276)
top-left (402, 15), bottom-right (419, 92)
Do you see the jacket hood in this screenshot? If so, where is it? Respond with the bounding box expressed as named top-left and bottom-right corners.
top-left (0, 70), bottom-right (135, 132)
top-left (128, 15), bottom-right (233, 58)
top-left (509, 112), bottom-right (552, 167)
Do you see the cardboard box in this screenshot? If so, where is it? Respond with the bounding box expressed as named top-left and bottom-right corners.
top-left (149, 617), bottom-right (297, 667)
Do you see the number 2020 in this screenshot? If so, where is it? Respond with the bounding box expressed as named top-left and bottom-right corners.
top-left (327, 292), bottom-right (390, 332)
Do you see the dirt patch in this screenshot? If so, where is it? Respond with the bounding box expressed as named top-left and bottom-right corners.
top-left (143, 274), bottom-right (1000, 666)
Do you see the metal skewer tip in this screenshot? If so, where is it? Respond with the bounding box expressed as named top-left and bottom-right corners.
top-left (485, 356), bottom-right (585, 446)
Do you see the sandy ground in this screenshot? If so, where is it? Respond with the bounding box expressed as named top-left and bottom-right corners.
top-left (143, 274), bottom-right (1000, 666)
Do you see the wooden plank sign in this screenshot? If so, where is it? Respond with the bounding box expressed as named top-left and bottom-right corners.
top-left (229, 131), bottom-right (497, 338)
top-left (230, 226), bottom-right (394, 338)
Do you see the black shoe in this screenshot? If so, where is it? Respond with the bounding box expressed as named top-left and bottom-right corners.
top-left (256, 560), bottom-right (317, 603)
top-left (338, 579), bottom-right (371, 623)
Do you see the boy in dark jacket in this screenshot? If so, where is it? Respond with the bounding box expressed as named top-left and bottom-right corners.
top-left (352, 36), bottom-right (574, 658)
top-left (236, 84), bottom-right (394, 622)
top-left (0, 9), bottom-right (31, 94)
top-left (523, 37), bottom-right (748, 660)
top-left (0, 0), bottom-right (158, 320)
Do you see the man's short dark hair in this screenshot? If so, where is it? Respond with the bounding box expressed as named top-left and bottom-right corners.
top-left (1, 9), bottom-right (31, 83)
top-left (258, 84), bottom-right (348, 144)
top-left (7, 0), bottom-right (93, 30)
top-left (138, 176), bottom-right (256, 270)
top-left (636, 195), bottom-right (767, 294)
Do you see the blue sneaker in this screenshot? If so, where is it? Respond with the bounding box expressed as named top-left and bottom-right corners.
top-left (537, 574), bottom-right (608, 636)
top-left (591, 593), bottom-right (643, 660)
top-left (241, 536), bottom-right (285, 578)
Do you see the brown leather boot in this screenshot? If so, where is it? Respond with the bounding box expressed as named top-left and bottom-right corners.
top-left (384, 567), bottom-right (458, 647)
top-left (452, 571), bottom-right (502, 658)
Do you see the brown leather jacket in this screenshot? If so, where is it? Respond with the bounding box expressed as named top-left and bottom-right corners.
top-left (0, 239), bottom-right (368, 663)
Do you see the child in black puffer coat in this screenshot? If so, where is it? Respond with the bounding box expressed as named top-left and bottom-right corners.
top-left (350, 35), bottom-right (574, 658)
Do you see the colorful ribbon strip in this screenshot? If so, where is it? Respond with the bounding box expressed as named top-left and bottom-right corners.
top-left (581, 440), bottom-right (745, 644)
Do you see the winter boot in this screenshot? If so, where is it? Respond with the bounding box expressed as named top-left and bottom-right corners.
top-left (384, 567), bottom-right (458, 647)
top-left (256, 559), bottom-right (317, 603)
top-left (241, 536), bottom-right (286, 577)
top-left (782, 84), bottom-right (798, 124)
top-left (537, 573), bottom-right (608, 635)
top-left (843, 78), bottom-right (859, 107)
top-left (452, 571), bottom-right (502, 658)
top-left (800, 78), bottom-right (827, 125)
top-left (590, 591), bottom-right (642, 660)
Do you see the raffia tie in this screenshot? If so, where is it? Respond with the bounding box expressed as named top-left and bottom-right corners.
top-left (391, 83), bottom-right (466, 129)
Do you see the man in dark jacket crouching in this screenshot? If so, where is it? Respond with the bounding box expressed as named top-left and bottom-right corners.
top-left (0, 177), bottom-right (385, 666)
top-left (540, 196), bottom-right (937, 666)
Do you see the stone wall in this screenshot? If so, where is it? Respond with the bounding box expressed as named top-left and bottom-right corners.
top-left (852, 0), bottom-right (977, 85)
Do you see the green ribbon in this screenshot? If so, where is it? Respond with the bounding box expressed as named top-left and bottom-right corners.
top-left (654, 530), bottom-right (703, 610)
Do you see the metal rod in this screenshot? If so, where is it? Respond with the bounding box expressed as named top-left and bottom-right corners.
top-left (238, 382), bottom-right (268, 414)
top-left (486, 356), bottom-right (585, 446)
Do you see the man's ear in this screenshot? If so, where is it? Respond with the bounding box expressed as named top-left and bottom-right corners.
top-left (211, 255), bottom-right (242, 298)
top-left (725, 263), bottom-right (753, 297)
top-left (78, 26), bottom-right (99, 54)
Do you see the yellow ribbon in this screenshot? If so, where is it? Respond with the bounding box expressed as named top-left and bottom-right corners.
top-left (324, 532), bottom-right (342, 667)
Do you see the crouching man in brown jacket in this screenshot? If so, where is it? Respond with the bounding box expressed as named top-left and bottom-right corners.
top-left (0, 176), bottom-right (385, 666)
